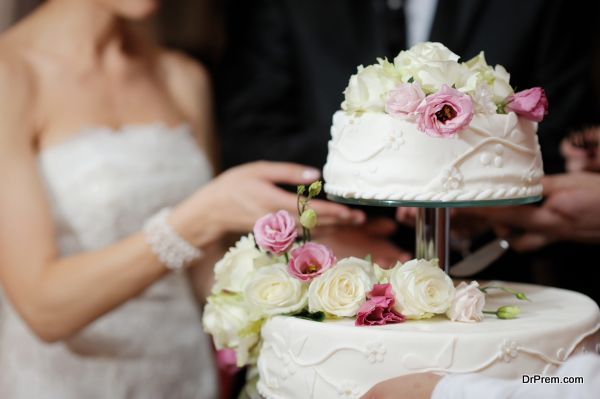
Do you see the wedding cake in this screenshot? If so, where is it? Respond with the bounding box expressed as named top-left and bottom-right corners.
top-left (257, 283), bottom-right (599, 399)
top-left (203, 43), bottom-right (599, 399)
top-left (324, 42), bottom-right (545, 202)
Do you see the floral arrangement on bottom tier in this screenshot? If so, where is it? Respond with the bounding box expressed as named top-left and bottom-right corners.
top-left (202, 181), bottom-right (527, 367)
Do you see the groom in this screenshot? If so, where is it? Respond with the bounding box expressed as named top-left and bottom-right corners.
top-left (215, 0), bottom-right (599, 284)
top-left (216, 0), bottom-right (597, 174)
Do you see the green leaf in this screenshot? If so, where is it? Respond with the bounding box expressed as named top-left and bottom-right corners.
top-left (408, 77), bottom-right (415, 83)
top-left (292, 309), bottom-right (326, 322)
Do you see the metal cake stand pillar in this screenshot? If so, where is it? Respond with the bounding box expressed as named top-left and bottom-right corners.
top-left (326, 194), bottom-right (542, 273)
top-left (416, 208), bottom-right (450, 273)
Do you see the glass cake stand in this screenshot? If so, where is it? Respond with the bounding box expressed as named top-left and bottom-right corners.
top-left (327, 194), bottom-right (542, 273)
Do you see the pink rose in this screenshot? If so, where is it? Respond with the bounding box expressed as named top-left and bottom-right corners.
top-left (416, 84), bottom-right (474, 137)
top-left (385, 83), bottom-right (426, 119)
top-left (505, 87), bottom-right (548, 122)
top-left (215, 348), bottom-right (239, 375)
top-left (355, 283), bottom-right (405, 326)
top-left (446, 281), bottom-right (485, 323)
top-left (253, 210), bottom-right (297, 255)
top-left (288, 242), bottom-right (336, 281)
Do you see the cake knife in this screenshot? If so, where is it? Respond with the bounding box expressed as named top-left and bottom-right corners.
top-left (449, 238), bottom-right (510, 277)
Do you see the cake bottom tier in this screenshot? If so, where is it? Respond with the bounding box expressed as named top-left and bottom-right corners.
top-left (256, 282), bottom-right (599, 399)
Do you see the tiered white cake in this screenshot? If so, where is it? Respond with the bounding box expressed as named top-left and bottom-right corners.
top-left (323, 42), bottom-right (545, 202)
top-left (253, 43), bottom-right (598, 399)
top-left (257, 283), bottom-right (599, 399)
top-left (324, 111), bottom-right (543, 202)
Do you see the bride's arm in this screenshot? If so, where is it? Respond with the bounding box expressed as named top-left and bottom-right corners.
top-left (0, 59), bottom-right (209, 342)
top-left (0, 54), bottom-right (362, 343)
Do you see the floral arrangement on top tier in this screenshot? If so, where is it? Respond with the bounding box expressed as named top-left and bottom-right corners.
top-left (342, 42), bottom-right (548, 137)
top-left (202, 181), bottom-right (528, 367)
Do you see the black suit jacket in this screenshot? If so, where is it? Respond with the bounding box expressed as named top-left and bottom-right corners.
top-left (217, 0), bottom-right (598, 174)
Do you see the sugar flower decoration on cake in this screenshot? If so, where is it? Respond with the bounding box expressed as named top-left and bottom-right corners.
top-left (288, 242), bottom-right (336, 282)
top-left (416, 84), bottom-right (474, 137)
top-left (308, 257), bottom-right (376, 317)
top-left (385, 82), bottom-right (426, 120)
top-left (505, 87), bottom-right (548, 122)
top-left (253, 210), bottom-right (297, 255)
top-left (356, 283), bottom-right (405, 326)
top-left (202, 292), bottom-right (261, 367)
top-left (341, 42), bottom-right (548, 137)
top-left (244, 263), bottom-right (308, 318)
top-left (202, 181), bottom-right (530, 368)
top-left (212, 234), bottom-right (282, 294)
top-left (389, 258), bottom-right (455, 319)
top-left (446, 281), bottom-right (485, 322)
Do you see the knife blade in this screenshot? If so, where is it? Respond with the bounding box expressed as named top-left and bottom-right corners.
top-left (449, 238), bottom-right (510, 277)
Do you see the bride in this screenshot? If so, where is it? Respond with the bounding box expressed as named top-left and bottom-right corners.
top-left (0, 0), bottom-right (363, 397)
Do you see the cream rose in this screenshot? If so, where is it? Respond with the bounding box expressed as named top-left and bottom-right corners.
top-left (389, 259), bottom-right (455, 319)
top-left (308, 257), bottom-right (376, 317)
top-left (469, 82), bottom-right (497, 114)
top-left (342, 60), bottom-right (398, 112)
top-left (393, 42), bottom-right (465, 92)
top-left (446, 281), bottom-right (485, 322)
top-left (243, 263), bottom-right (308, 318)
top-left (212, 234), bottom-right (281, 294)
top-left (463, 52), bottom-right (513, 103)
top-left (202, 292), bottom-right (260, 366)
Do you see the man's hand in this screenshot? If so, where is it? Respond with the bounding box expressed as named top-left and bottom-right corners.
top-left (360, 373), bottom-right (443, 399)
top-left (462, 173), bottom-right (600, 251)
top-left (314, 218), bottom-right (412, 267)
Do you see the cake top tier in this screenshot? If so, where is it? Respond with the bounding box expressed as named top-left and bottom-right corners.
top-left (341, 42), bottom-right (547, 137)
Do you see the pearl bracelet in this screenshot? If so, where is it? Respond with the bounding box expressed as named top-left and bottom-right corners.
top-left (143, 208), bottom-right (202, 271)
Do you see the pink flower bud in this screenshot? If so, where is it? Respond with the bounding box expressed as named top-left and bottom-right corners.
top-left (505, 87), bottom-right (548, 122)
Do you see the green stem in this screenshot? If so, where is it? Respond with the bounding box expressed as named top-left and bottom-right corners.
top-left (480, 286), bottom-right (531, 301)
top-left (482, 310), bottom-right (497, 315)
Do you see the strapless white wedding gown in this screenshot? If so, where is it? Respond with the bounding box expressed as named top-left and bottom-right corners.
top-left (0, 124), bottom-right (217, 398)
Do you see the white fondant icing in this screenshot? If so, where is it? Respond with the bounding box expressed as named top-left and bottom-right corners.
top-left (324, 111), bottom-right (544, 202)
top-left (257, 283), bottom-right (600, 399)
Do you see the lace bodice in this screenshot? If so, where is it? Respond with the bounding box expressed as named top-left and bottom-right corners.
top-left (0, 124), bottom-right (217, 399)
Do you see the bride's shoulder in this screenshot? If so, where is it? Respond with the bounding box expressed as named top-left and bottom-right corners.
top-left (0, 41), bottom-right (35, 92)
top-left (157, 49), bottom-right (212, 122)
top-left (0, 42), bottom-right (36, 128)
top-left (159, 49), bottom-right (211, 95)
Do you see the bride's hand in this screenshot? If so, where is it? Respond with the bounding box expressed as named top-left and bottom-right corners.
top-left (171, 161), bottom-right (365, 246)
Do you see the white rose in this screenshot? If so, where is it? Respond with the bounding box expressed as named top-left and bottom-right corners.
top-left (389, 259), bottom-right (455, 319)
top-left (446, 281), bottom-right (485, 323)
top-left (308, 257), bottom-right (376, 317)
top-left (469, 82), bottom-right (497, 114)
top-left (212, 234), bottom-right (281, 294)
top-left (396, 42), bottom-right (460, 67)
top-left (489, 65), bottom-right (513, 102)
top-left (202, 292), bottom-right (260, 366)
top-left (243, 263), bottom-right (308, 318)
top-left (393, 42), bottom-right (463, 92)
top-left (463, 52), bottom-right (513, 103)
top-left (342, 60), bottom-right (398, 112)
